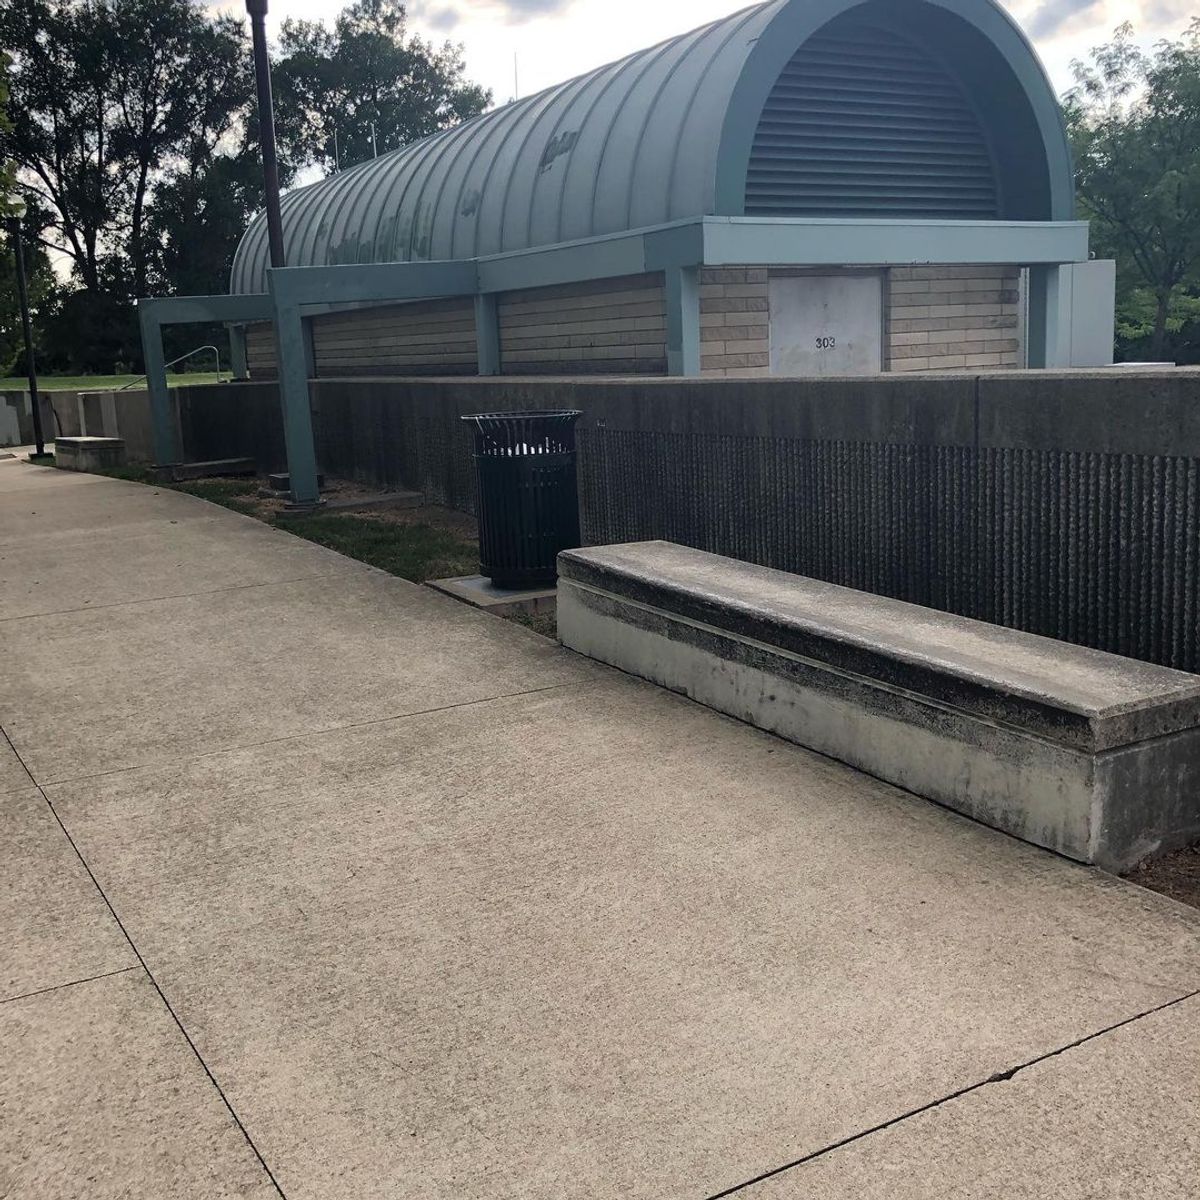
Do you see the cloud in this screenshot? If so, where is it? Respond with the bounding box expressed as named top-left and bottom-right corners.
top-left (425, 5), bottom-right (461, 31)
top-left (411, 0), bottom-right (576, 30)
top-left (1023, 0), bottom-right (1105, 39)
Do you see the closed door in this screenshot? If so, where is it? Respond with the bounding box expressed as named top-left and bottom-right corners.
top-left (769, 274), bottom-right (883, 375)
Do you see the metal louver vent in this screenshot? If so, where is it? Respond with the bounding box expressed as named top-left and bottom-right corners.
top-left (745, 18), bottom-right (999, 218)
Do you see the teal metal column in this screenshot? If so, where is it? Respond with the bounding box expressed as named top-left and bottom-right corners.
top-left (1027, 264), bottom-right (1071, 368)
top-left (136, 302), bottom-right (178, 464)
top-left (267, 274), bottom-right (321, 505)
top-left (301, 315), bottom-right (317, 379)
top-left (229, 324), bottom-right (249, 380)
top-left (475, 293), bottom-right (501, 375)
top-left (665, 266), bottom-right (701, 376)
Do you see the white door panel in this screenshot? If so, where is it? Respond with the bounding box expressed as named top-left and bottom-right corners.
top-left (769, 274), bottom-right (883, 375)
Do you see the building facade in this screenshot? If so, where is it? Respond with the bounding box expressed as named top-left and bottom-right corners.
top-left (228, 0), bottom-right (1110, 383)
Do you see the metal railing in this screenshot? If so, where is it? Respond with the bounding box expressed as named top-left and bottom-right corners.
top-left (119, 344), bottom-right (224, 390)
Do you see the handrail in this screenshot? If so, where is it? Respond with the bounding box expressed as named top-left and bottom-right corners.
top-left (119, 344), bottom-right (224, 390)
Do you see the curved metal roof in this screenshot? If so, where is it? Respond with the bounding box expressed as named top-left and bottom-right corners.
top-left (231, 0), bottom-right (1071, 294)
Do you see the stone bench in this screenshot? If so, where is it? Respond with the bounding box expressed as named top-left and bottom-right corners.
top-left (54, 436), bottom-right (126, 472)
top-left (557, 540), bottom-right (1200, 870)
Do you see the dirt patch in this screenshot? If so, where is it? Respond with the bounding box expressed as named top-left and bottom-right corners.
top-left (1126, 843), bottom-right (1200, 910)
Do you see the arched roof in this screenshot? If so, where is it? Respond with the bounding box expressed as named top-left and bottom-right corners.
top-left (231, 0), bottom-right (1072, 294)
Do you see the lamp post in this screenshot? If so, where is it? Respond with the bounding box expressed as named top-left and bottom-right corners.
top-left (245, 0), bottom-right (286, 269)
top-left (7, 199), bottom-right (45, 457)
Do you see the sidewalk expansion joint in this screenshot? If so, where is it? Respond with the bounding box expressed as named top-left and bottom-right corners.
top-left (6, 720), bottom-right (291, 1200)
top-left (1, 966), bottom-right (140, 1008)
top-left (704, 986), bottom-right (1200, 1200)
top-left (36, 681), bottom-right (588, 790)
top-left (0, 571), bottom-right (347, 625)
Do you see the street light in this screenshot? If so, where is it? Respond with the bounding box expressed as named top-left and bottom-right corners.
top-left (245, 0), bottom-right (286, 269)
top-left (7, 197), bottom-right (45, 457)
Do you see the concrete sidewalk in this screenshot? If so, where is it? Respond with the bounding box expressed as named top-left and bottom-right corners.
top-left (2, 456), bottom-right (1198, 1199)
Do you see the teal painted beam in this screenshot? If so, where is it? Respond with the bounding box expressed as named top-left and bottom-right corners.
top-left (267, 278), bottom-right (322, 506)
top-left (665, 266), bottom-right (701, 377)
top-left (229, 324), bottom-right (249, 380)
top-left (700, 217), bottom-right (1089, 267)
top-left (136, 304), bottom-right (177, 465)
top-left (270, 260), bottom-right (477, 309)
top-left (475, 293), bottom-right (500, 375)
top-left (138, 293), bottom-right (273, 325)
top-left (1027, 264), bottom-right (1072, 368)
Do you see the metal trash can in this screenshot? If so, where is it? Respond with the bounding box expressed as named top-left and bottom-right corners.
top-left (462, 410), bottom-right (582, 589)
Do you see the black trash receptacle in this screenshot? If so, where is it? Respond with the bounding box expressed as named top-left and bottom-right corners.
top-left (462, 410), bottom-right (583, 589)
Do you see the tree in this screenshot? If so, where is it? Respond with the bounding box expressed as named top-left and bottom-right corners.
top-left (1066, 22), bottom-right (1200, 360)
top-left (0, 0), bottom-right (254, 296)
top-left (275, 0), bottom-right (490, 176)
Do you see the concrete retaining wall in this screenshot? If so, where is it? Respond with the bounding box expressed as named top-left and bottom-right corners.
top-left (309, 370), bottom-right (1200, 673)
top-left (96, 369), bottom-right (1200, 674)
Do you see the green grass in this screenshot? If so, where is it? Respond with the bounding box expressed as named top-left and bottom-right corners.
top-left (0, 372), bottom-right (228, 392)
top-left (94, 469), bottom-right (480, 584)
top-left (276, 511), bottom-right (478, 583)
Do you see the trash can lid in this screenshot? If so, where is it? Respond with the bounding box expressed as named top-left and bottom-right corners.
top-left (460, 410), bottom-right (582, 429)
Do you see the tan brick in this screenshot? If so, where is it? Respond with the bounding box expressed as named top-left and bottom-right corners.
top-left (725, 338), bottom-right (769, 355)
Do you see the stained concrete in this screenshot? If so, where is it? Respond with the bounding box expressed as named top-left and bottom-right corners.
top-left (5, 457), bottom-right (1200, 1198)
top-left (47, 680), bottom-right (1200, 1199)
top-left (0, 971), bottom-right (277, 1199)
top-left (1, 788), bottom-right (133, 1001)
top-left (742, 992), bottom-right (1200, 1199)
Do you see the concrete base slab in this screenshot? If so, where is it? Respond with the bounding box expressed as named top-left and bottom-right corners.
top-left (161, 457), bottom-right (256, 482)
top-left (53, 436), bottom-right (126, 472)
top-left (427, 573), bottom-right (556, 617)
top-left (1, 789), bottom-right (133, 1001)
top-left (743, 993), bottom-right (1200, 1199)
top-left (323, 490), bottom-right (423, 512)
top-left (49, 679), bottom-right (1200, 1200)
top-left (266, 471), bottom-right (325, 491)
top-left (0, 971), bottom-right (277, 1199)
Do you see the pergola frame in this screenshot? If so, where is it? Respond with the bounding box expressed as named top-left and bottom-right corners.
top-left (137, 214), bottom-right (1090, 504)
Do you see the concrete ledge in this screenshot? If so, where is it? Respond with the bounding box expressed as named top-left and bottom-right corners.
top-left (557, 541), bottom-right (1200, 870)
top-left (53, 437), bottom-right (126, 472)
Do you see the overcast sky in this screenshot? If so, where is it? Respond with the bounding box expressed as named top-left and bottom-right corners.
top-left (258, 0), bottom-right (1197, 106)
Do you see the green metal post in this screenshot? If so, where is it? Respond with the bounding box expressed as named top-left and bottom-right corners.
top-left (229, 324), bottom-right (249, 380)
top-left (137, 303), bottom-right (178, 464)
top-left (665, 265), bottom-right (701, 376)
top-left (1027, 264), bottom-right (1070, 368)
top-left (268, 276), bottom-right (321, 505)
top-left (475, 293), bottom-right (501, 375)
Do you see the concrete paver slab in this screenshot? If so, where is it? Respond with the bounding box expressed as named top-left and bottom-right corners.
top-left (740, 993), bottom-right (1200, 1199)
top-left (2, 566), bottom-right (596, 783)
top-left (0, 471), bottom-right (355, 620)
top-left (0, 970), bottom-right (278, 1199)
top-left (0, 736), bottom-right (33, 795)
top-left (1, 788), bottom-right (133, 1001)
top-left (48, 679), bottom-right (1200, 1200)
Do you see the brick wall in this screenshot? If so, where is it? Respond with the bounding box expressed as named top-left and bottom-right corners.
top-left (886, 266), bottom-right (1021, 372)
top-left (498, 274), bottom-right (666, 375)
top-left (700, 268), bottom-right (770, 377)
top-left (246, 322), bottom-right (277, 377)
top-left (313, 298), bottom-right (476, 376)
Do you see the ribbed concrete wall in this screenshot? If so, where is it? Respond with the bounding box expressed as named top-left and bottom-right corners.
top-left (306, 372), bottom-right (1200, 673)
